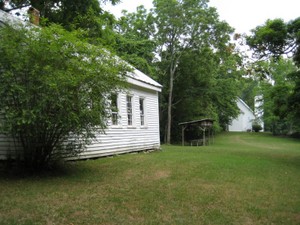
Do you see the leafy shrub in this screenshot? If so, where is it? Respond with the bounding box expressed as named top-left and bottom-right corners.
top-left (252, 124), bottom-right (262, 132)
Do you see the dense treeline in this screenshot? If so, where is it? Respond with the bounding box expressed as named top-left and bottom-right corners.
top-left (246, 18), bottom-right (300, 136)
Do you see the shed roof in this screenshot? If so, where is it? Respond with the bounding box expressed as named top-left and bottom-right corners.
top-left (178, 118), bottom-right (214, 126)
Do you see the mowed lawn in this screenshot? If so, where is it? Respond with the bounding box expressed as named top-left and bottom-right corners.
top-left (0, 133), bottom-right (300, 225)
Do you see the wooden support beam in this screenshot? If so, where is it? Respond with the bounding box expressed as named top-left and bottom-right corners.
top-left (182, 125), bottom-right (187, 146)
top-left (203, 128), bottom-right (206, 146)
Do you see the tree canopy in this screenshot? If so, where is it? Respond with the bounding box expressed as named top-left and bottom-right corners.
top-left (247, 17), bottom-right (300, 65)
top-left (115, 5), bottom-right (156, 75)
top-left (1, 0), bottom-right (121, 46)
top-left (247, 18), bottom-right (300, 135)
top-left (151, 0), bottom-right (240, 142)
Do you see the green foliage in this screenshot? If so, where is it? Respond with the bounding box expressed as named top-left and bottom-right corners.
top-left (2, 0), bottom-right (121, 47)
top-left (71, 9), bottom-right (118, 47)
top-left (254, 58), bottom-right (297, 135)
top-left (41, 0), bottom-right (102, 29)
top-left (2, 0), bottom-right (120, 16)
top-left (247, 18), bottom-right (300, 135)
top-left (152, 0), bottom-right (240, 143)
top-left (247, 19), bottom-right (292, 60)
top-left (0, 24), bottom-right (127, 170)
top-left (171, 47), bottom-right (240, 139)
top-left (289, 71), bottom-right (300, 112)
top-left (115, 5), bottom-right (156, 75)
top-left (288, 17), bottom-right (300, 66)
top-left (252, 124), bottom-right (262, 132)
top-left (238, 77), bottom-right (259, 111)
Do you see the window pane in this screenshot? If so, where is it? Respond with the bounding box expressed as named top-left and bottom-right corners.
top-left (140, 98), bottom-right (144, 126)
top-left (111, 94), bottom-right (118, 125)
top-left (127, 96), bottom-right (132, 125)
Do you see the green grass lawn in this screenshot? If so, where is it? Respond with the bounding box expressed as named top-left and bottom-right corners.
top-left (0, 132), bottom-right (300, 225)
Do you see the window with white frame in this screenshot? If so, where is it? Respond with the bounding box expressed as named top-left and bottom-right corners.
top-left (139, 98), bottom-right (145, 126)
top-left (110, 93), bottom-right (118, 125)
top-left (126, 95), bottom-right (133, 126)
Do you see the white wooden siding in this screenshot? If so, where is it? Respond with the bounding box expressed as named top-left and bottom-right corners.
top-left (0, 85), bottom-right (161, 160)
top-left (229, 98), bottom-right (255, 132)
top-left (0, 135), bottom-right (23, 160)
top-left (75, 85), bottom-right (160, 159)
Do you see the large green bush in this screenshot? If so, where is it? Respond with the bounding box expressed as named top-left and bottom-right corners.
top-left (0, 24), bottom-right (128, 170)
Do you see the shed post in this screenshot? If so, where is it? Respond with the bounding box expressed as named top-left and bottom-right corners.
top-left (202, 128), bottom-right (206, 146)
top-left (182, 125), bottom-right (187, 146)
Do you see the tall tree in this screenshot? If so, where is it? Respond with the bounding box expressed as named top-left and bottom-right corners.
top-left (153, 0), bottom-right (236, 143)
top-left (247, 18), bottom-right (300, 134)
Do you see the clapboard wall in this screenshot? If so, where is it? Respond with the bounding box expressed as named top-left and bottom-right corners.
top-left (0, 84), bottom-right (161, 160)
top-left (228, 98), bottom-right (255, 132)
top-left (74, 84), bottom-right (161, 159)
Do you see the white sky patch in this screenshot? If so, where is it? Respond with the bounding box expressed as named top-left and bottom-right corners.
top-left (104, 0), bottom-right (300, 34)
top-left (210, 0), bottom-right (300, 34)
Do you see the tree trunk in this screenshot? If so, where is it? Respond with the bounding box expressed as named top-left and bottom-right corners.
top-left (166, 67), bottom-right (175, 144)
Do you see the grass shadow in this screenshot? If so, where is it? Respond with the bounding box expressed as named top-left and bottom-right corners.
top-left (0, 160), bottom-right (84, 180)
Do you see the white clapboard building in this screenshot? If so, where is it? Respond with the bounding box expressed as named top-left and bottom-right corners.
top-left (0, 9), bottom-right (162, 160)
top-left (78, 69), bottom-right (162, 159)
top-left (228, 98), bottom-right (255, 132)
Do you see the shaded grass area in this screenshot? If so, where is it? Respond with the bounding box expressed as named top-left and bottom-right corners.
top-left (0, 132), bottom-right (300, 224)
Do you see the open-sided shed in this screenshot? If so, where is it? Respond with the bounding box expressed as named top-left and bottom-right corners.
top-left (179, 119), bottom-right (214, 146)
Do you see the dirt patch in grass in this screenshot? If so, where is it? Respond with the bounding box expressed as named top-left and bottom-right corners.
top-left (70, 210), bottom-right (90, 218)
top-left (294, 213), bottom-right (300, 223)
top-left (233, 135), bottom-right (282, 150)
top-left (123, 169), bottom-right (136, 179)
top-left (152, 170), bottom-right (171, 180)
top-left (123, 168), bottom-right (171, 181)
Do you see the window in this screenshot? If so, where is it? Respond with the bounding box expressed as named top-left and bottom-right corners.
top-left (111, 94), bottom-right (118, 125)
top-left (127, 95), bottom-right (133, 126)
top-left (139, 98), bottom-right (145, 126)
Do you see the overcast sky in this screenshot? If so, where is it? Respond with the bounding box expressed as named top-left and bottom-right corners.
top-left (104, 0), bottom-right (300, 34)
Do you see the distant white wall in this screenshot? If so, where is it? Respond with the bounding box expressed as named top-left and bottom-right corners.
top-left (228, 98), bottom-right (255, 132)
top-left (254, 95), bottom-right (264, 131)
